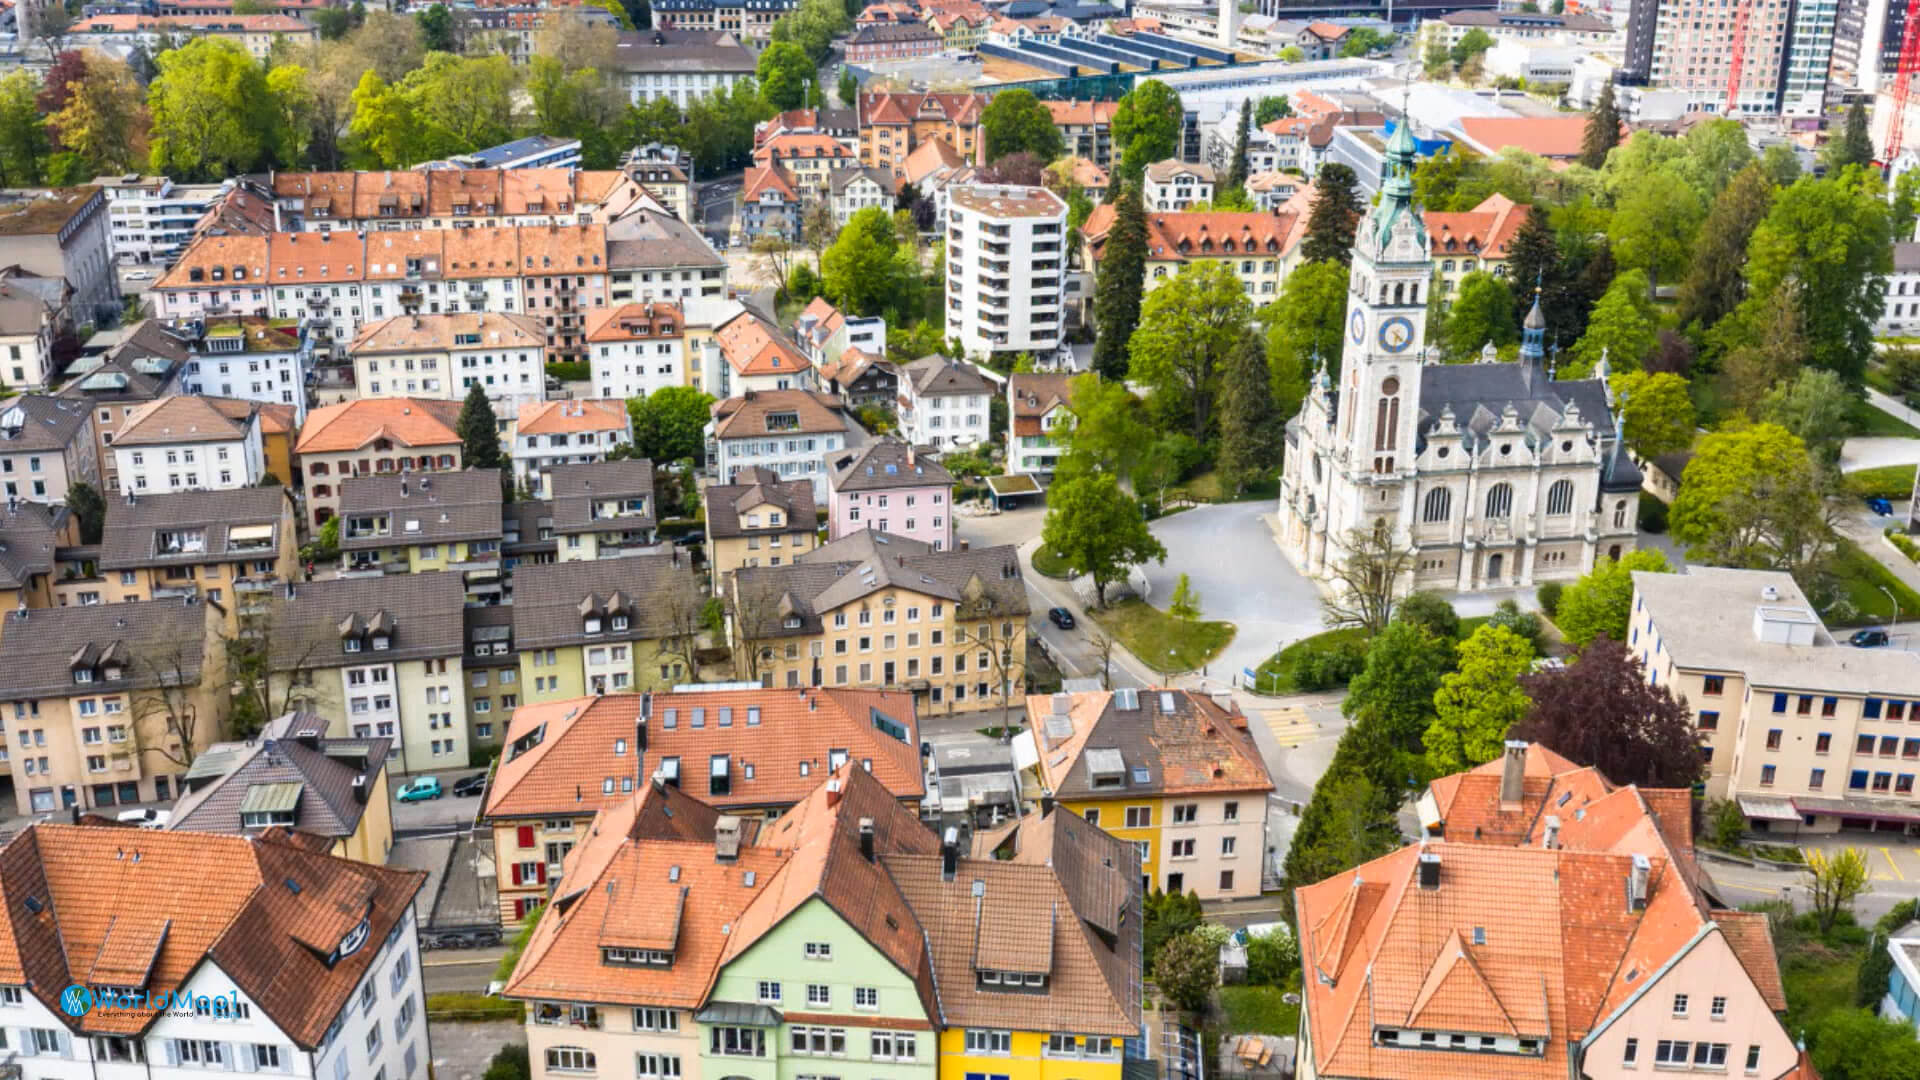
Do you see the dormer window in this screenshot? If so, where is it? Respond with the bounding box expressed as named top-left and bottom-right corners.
top-left (784, 616), bottom-right (802, 629)
top-left (371, 635), bottom-right (389, 651)
top-left (585, 617), bottom-right (603, 635)
top-left (73, 669), bottom-right (93, 684)
top-left (344, 639), bottom-right (362, 653)
top-left (103, 666), bottom-right (122, 681)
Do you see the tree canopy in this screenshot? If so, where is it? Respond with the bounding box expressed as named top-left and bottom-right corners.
top-left (1512, 635), bottom-right (1703, 789)
top-left (1553, 548), bottom-right (1672, 649)
top-left (1039, 471), bottom-right (1167, 608)
top-left (1111, 79), bottom-right (1181, 183)
top-left (1127, 261), bottom-right (1253, 440)
top-left (980, 88), bottom-right (1064, 164)
top-left (1425, 623), bottom-right (1535, 776)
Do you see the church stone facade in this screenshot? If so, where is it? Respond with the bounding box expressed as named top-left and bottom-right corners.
top-left (1277, 122), bottom-right (1641, 593)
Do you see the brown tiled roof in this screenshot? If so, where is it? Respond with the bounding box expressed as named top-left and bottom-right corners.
top-left (714, 310), bottom-right (813, 377)
top-left (710, 389), bottom-right (848, 440)
top-left (0, 597), bottom-right (208, 701)
top-left (268, 229), bottom-right (362, 283)
top-left (348, 311), bottom-right (546, 354)
top-left (0, 394), bottom-right (91, 452)
top-left (509, 553), bottom-right (697, 649)
top-left (547, 458), bottom-right (655, 534)
top-left (361, 229), bottom-right (446, 280)
top-left (294, 398), bottom-right (462, 454)
top-left (828, 436), bottom-right (954, 493)
top-left (857, 91), bottom-right (985, 128)
top-left (901, 138), bottom-right (964, 186)
top-left (114, 394), bottom-right (253, 446)
top-left (705, 469), bottom-right (817, 540)
top-left (264, 571), bottom-right (466, 671)
top-left (732, 531), bottom-right (1027, 638)
top-left (903, 354), bottom-right (994, 396)
top-left (1027, 688), bottom-right (1274, 800)
top-left (743, 163), bottom-right (800, 203)
top-left (1426, 194), bottom-right (1529, 261)
top-left (755, 134), bottom-right (859, 164)
top-left (0, 824), bottom-right (422, 1045)
top-left (99, 485), bottom-right (289, 569)
top-left (518, 399), bottom-right (631, 438)
top-left (336, 469), bottom-right (504, 550)
top-left (485, 688), bottom-right (923, 819)
top-left (1084, 205), bottom-right (1299, 263)
top-left (1144, 159), bottom-right (1216, 183)
top-left (1009, 372), bottom-right (1073, 438)
top-left (583, 301), bottom-right (683, 343)
top-left (169, 715), bottom-right (391, 840)
top-left (1713, 910), bottom-right (1788, 1011)
top-left (1456, 116), bottom-right (1591, 160)
top-left (1042, 99), bottom-right (1118, 126)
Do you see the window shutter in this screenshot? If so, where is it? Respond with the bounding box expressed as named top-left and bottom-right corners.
top-left (164, 1040), bottom-right (180, 1066)
top-left (281, 1044), bottom-right (296, 1073)
top-left (56, 1031), bottom-right (69, 1057)
top-left (517, 825), bottom-right (534, 848)
top-left (510, 863), bottom-right (523, 886)
top-left (536, 862), bottom-right (548, 884)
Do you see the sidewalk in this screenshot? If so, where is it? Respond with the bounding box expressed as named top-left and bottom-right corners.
top-left (1869, 387), bottom-right (1920, 431)
top-left (1016, 535), bottom-right (1168, 689)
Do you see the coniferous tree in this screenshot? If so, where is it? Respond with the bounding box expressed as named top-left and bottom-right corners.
top-left (1226, 98), bottom-right (1251, 191)
top-left (1504, 204), bottom-right (1559, 331)
top-left (1215, 330), bottom-right (1283, 494)
top-left (1301, 163), bottom-right (1363, 265)
top-left (1824, 101), bottom-right (1875, 172)
top-left (1579, 81), bottom-right (1621, 169)
top-left (1091, 182), bottom-right (1148, 380)
top-left (1676, 162), bottom-right (1773, 332)
top-left (457, 381), bottom-right (504, 471)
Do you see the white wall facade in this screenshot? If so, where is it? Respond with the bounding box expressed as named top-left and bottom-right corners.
top-left (103, 181), bottom-right (224, 266)
top-left (183, 344), bottom-right (307, 420)
top-left (714, 430), bottom-right (846, 501)
top-left (945, 186), bottom-right (1068, 358)
top-left (591, 336), bottom-right (687, 400)
top-left (113, 431), bottom-right (264, 495)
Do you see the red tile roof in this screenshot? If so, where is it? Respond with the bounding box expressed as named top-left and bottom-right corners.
top-left (294, 398), bottom-right (462, 454)
top-left (1456, 116), bottom-right (1592, 160)
top-left (1426, 193), bottom-right (1529, 260)
top-left (1083, 206), bottom-right (1299, 263)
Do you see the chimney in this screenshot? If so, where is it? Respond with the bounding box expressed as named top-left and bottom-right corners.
top-left (1542, 814), bottom-right (1561, 850)
top-left (400, 478), bottom-right (409, 498)
top-left (941, 825), bottom-right (958, 881)
top-left (858, 817), bottom-right (875, 862)
top-left (1499, 739), bottom-right (1527, 809)
top-left (715, 815), bottom-right (743, 862)
top-left (1629, 853), bottom-right (1650, 911)
top-left (825, 778), bottom-right (842, 807)
top-left (959, 538), bottom-right (969, 552)
top-left (1417, 850), bottom-right (1441, 890)
top-left (352, 775), bottom-right (369, 804)
top-left (294, 728), bottom-right (321, 751)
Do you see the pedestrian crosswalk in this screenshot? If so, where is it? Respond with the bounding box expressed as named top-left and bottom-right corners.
top-left (1260, 707), bottom-right (1319, 748)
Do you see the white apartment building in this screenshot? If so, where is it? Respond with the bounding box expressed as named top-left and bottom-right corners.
top-left (0, 825), bottom-right (426, 1080)
top-left (348, 312), bottom-right (549, 406)
top-left (1143, 159), bottom-right (1217, 212)
top-left (897, 355), bottom-right (996, 450)
top-left (110, 396), bottom-right (266, 495)
top-left (585, 301), bottom-right (685, 400)
top-left (944, 184), bottom-right (1068, 358)
top-left (94, 175), bottom-right (228, 265)
top-left (511, 399), bottom-right (634, 486)
top-left (177, 318), bottom-right (309, 421)
top-left (709, 389), bottom-right (861, 501)
top-left (0, 279), bottom-right (60, 389)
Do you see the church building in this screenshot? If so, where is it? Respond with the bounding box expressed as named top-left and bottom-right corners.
top-left (1277, 120), bottom-right (1642, 593)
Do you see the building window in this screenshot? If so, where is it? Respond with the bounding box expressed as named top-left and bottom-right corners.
top-left (546, 1047), bottom-right (596, 1073)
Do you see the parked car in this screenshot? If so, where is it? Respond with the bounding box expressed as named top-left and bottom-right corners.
top-left (397, 775), bottom-right (443, 802)
top-left (116, 808), bottom-right (170, 829)
top-left (674, 531), bottom-right (705, 547)
top-left (1869, 496), bottom-right (1895, 516)
top-left (1851, 628), bottom-right (1891, 648)
top-left (450, 774), bottom-right (488, 798)
top-left (1048, 607), bottom-right (1076, 630)
top-left (123, 269), bottom-right (153, 281)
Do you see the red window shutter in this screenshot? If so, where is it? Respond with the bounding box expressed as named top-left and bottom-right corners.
top-left (536, 863), bottom-right (549, 884)
top-left (511, 863), bottom-right (523, 885)
top-left (517, 825), bottom-right (535, 848)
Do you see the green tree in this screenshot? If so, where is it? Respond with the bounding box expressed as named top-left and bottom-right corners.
top-left (65, 480), bottom-right (104, 545)
top-left (821, 206), bottom-right (904, 319)
top-left (1894, 167), bottom-right (1920, 243)
top-left (483, 1043), bottom-right (532, 1080)
top-left (1339, 27), bottom-right (1393, 55)
top-left (313, 5), bottom-right (353, 38)
top-left (628, 386), bottom-right (716, 463)
top-left (1153, 930), bottom-right (1219, 1014)
top-left (1260, 258), bottom-right (1346, 402)
top-left (1609, 369), bottom-right (1696, 459)
top-left (1441, 271), bottom-right (1516, 359)
top-left (1127, 260), bottom-right (1251, 439)
top-left (756, 40), bottom-right (813, 111)
top-left (1449, 26), bottom-right (1493, 67)
top-left (1760, 142), bottom-right (1802, 187)
top-left (1090, 182), bottom-right (1148, 380)
top-left (1039, 471), bottom-right (1167, 608)
top-left (1607, 169), bottom-right (1703, 294)
top-left (1422, 37), bottom-right (1451, 77)
top-left (147, 38), bottom-right (280, 180)
top-left (1674, 117), bottom-right (1753, 202)
top-left (1225, 97), bottom-right (1251, 190)
top-left (1111, 78), bottom-right (1181, 183)
top-left (1825, 101), bottom-right (1875, 173)
top-left (1283, 746), bottom-right (1401, 888)
top-left (1343, 619), bottom-right (1452, 784)
top-left (1059, 374), bottom-right (1150, 480)
top-left (1757, 367), bottom-right (1855, 470)
top-left (1254, 95), bottom-right (1290, 125)
top-left (0, 70), bottom-right (50, 186)
top-left (1569, 269), bottom-right (1657, 374)
top-left (1810, 1009), bottom-right (1920, 1080)
top-left (1676, 162), bottom-right (1773, 331)
top-left (418, 2), bottom-right (455, 51)
top-left (1579, 80), bottom-right (1620, 169)
top-left (47, 52), bottom-right (143, 175)
top-left (770, 0), bottom-right (850, 64)
top-left (837, 65), bottom-right (857, 107)
top-left (1671, 423), bottom-right (1832, 573)
top-left (1504, 204), bottom-right (1559, 329)
top-left (1721, 282), bottom-right (1811, 413)
top-left (457, 382), bottom-right (503, 471)
top-left (1424, 623), bottom-right (1535, 776)
top-left (1167, 573), bottom-right (1201, 620)
top-left (347, 70), bottom-right (421, 168)
top-left (1806, 847), bottom-right (1872, 933)
top-left (980, 88), bottom-right (1064, 164)
top-left (402, 52), bottom-right (517, 161)
top-left (1554, 549), bottom-right (1672, 649)
top-left (1301, 162), bottom-right (1363, 264)
top-left (1215, 330), bottom-right (1284, 493)
top-left (1740, 170), bottom-right (1892, 385)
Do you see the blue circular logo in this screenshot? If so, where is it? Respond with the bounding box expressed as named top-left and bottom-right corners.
top-left (59, 985), bottom-right (93, 1018)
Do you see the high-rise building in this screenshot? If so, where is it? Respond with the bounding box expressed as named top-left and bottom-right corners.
top-left (944, 184), bottom-right (1068, 359)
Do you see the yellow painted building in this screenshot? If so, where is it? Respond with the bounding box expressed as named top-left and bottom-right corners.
top-left (84, 486), bottom-right (300, 634)
top-left (337, 468), bottom-right (507, 602)
top-left (510, 553), bottom-right (702, 703)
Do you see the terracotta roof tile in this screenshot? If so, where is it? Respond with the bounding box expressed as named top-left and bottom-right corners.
top-left (295, 398), bottom-right (462, 454)
top-left (714, 310), bottom-right (812, 376)
top-left (711, 389), bottom-right (847, 439)
top-left (153, 234), bottom-right (268, 292)
top-left (516, 398), bottom-right (631, 437)
top-left (115, 395), bottom-right (252, 446)
top-left (1713, 910), bottom-right (1787, 1011)
top-left (1456, 116), bottom-right (1590, 160)
top-left (349, 311), bottom-right (546, 354)
top-left (584, 301), bottom-right (683, 343)
top-left (1026, 688), bottom-right (1274, 799)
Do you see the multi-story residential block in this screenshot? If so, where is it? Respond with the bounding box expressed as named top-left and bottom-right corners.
top-left (1143, 159), bottom-right (1217, 211)
top-left (0, 501), bottom-right (74, 614)
top-left (731, 531), bottom-right (1026, 711)
top-left (0, 395), bottom-right (97, 505)
top-left (651, 0), bottom-right (796, 39)
top-left (794, 297), bottom-right (885, 375)
top-left (754, 135), bottom-right (860, 204)
top-left (294, 398), bottom-right (464, 527)
top-left (927, 4), bottom-right (990, 48)
top-left (268, 168), bottom-right (654, 233)
top-left (830, 167), bottom-right (902, 226)
top-left (544, 459), bottom-right (658, 559)
top-left (1081, 206), bottom-right (1298, 312)
top-left (0, 186), bottom-right (116, 324)
top-left (169, 316), bottom-right (310, 420)
top-left (463, 603), bottom-right (519, 747)
top-left (827, 437), bottom-right (956, 549)
top-left (484, 686), bottom-right (923, 923)
top-left (624, 143), bottom-right (698, 221)
top-left (1426, 8), bottom-right (1618, 49)
top-left (111, 395), bottom-right (267, 495)
top-left (512, 552), bottom-right (702, 703)
top-left (1044, 99), bottom-right (1120, 166)
top-left (458, 134), bottom-right (586, 171)
top-left (0, 595), bottom-right (225, 813)
top-left (56, 320), bottom-right (197, 491)
top-left (1024, 687), bottom-right (1272, 899)
top-left (92, 174), bottom-right (228, 265)
top-left (945, 185), bottom-right (1067, 359)
top-left (711, 311), bottom-right (817, 397)
top-left (739, 164), bottom-right (804, 242)
top-left (1299, 741), bottom-right (1808, 1080)
top-left (1206, 114), bottom-right (1312, 178)
top-left (1880, 242), bottom-right (1920, 335)
top-left (71, 11), bottom-right (317, 57)
top-left (0, 822), bottom-right (427, 1080)
top-left (587, 301), bottom-right (688, 400)
top-left (0, 278), bottom-right (63, 390)
top-left (897, 355), bottom-right (995, 450)
top-left (847, 19), bottom-right (946, 60)
top-left (710, 390), bottom-right (861, 500)
top-left (704, 466), bottom-right (818, 590)
top-left (267, 570), bottom-right (470, 774)
top-left (513, 400), bottom-right (635, 486)
top-left (348, 312), bottom-right (549, 407)
top-left (337, 470), bottom-right (505, 590)
top-left (1425, 192), bottom-right (1529, 303)
top-left (614, 27), bottom-right (761, 105)
top-left (1631, 566), bottom-right (1920, 833)
top-left (608, 209), bottom-right (732, 303)
top-left (1633, 0), bottom-right (1827, 115)
top-left (1006, 372), bottom-right (1073, 477)
top-left (169, 710), bottom-right (395, 865)
top-left (90, 485), bottom-right (299, 632)
top-left (857, 92), bottom-right (985, 172)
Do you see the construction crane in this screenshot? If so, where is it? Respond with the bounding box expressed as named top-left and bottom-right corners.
top-left (1725, 0), bottom-right (1756, 116)
top-left (1887, 0), bottom-right (1920, 159)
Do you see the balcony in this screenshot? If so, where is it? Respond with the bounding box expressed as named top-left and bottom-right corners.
top-left (978, 239), bottom-right (1009, 256)
top-left (151, 584), bottom-right (198, 601)
top-left (976, 275), bottom-right (1009, 293)
top-left (306, 293), bottom-right (328, 309)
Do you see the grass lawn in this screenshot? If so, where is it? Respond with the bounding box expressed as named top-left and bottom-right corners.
top-left (1168, 470), bottom-right (1280, 505)
top-left (1031, 545), bottom-right (1074, 579)
top-left (1779, 926), bottom-right (1866, 1035)
top-left (1251, 626), bottom-right (1369, 694)
top-left (1090, 598), bottom-right (1235, 674)
top-left (1822, 537), bottom-right (1920, 627)
top-left (1844, 463), bottom-right (1917, 499)
top-left (1218, 985), bottom-right (1299, 1037)
top-left (1847, 395), bottom-right (1920, 438)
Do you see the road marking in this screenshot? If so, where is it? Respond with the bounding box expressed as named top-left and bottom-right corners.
top-left (1888, 847), bottom-right (1908, 881)
top-left (1260, 707), bottom-right (1318, 748)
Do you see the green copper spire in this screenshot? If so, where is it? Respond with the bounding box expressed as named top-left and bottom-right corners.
top-left (1370, 84), bottom-right (1425, 251)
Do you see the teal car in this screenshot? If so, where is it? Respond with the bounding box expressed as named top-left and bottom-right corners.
top-left (397, 775), bottom-right (442, 802)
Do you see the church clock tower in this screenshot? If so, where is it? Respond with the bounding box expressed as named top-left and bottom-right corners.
top-left (1337, 116), bottom-right (1432, 478)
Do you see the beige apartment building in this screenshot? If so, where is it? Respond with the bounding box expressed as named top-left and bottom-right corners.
top-left (294, 397), bottom-right (464, 527)
top-left (729, 530), bottom-right (1027, 715)
top-left (1632, 566), bottom-right (1920, 836)
top-left (702, 465), bottom-right (817, 591)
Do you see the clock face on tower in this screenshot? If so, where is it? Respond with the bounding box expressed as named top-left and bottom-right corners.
top-left (1349, 308), bottom-right (1366, 345)
top-left (1379, 316), bottom-right (1415, 353)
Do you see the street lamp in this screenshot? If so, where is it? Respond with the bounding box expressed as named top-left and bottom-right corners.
top-left (1882, 585), bottom-right (1901, 632)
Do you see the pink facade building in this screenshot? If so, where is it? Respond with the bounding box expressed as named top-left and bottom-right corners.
top-left (825, 436), bottom-right (956, 550)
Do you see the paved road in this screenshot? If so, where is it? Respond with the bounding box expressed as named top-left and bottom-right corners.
top-left (424, 945), bottom-right (507, 995)
top-left (429, 1019), bottom-right (523, 1080)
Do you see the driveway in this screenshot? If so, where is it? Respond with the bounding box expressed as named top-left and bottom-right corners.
top-left (1841, 436), bottom-right (1920, 473)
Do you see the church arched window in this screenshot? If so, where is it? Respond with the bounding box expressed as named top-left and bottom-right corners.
top-left (1613, 499), bottom-right (1629, 528)
top-left (1546, 479), bottom-right (1575, 516)
top-left (1423, 487), bottom-right (1451, 523)
top-left (1485, 483), bottom-right (1513, 519)
top-left (1393, 282), bottom-right (1404, 305)
top-left (1379, 283), bottom-right (1390, 303)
